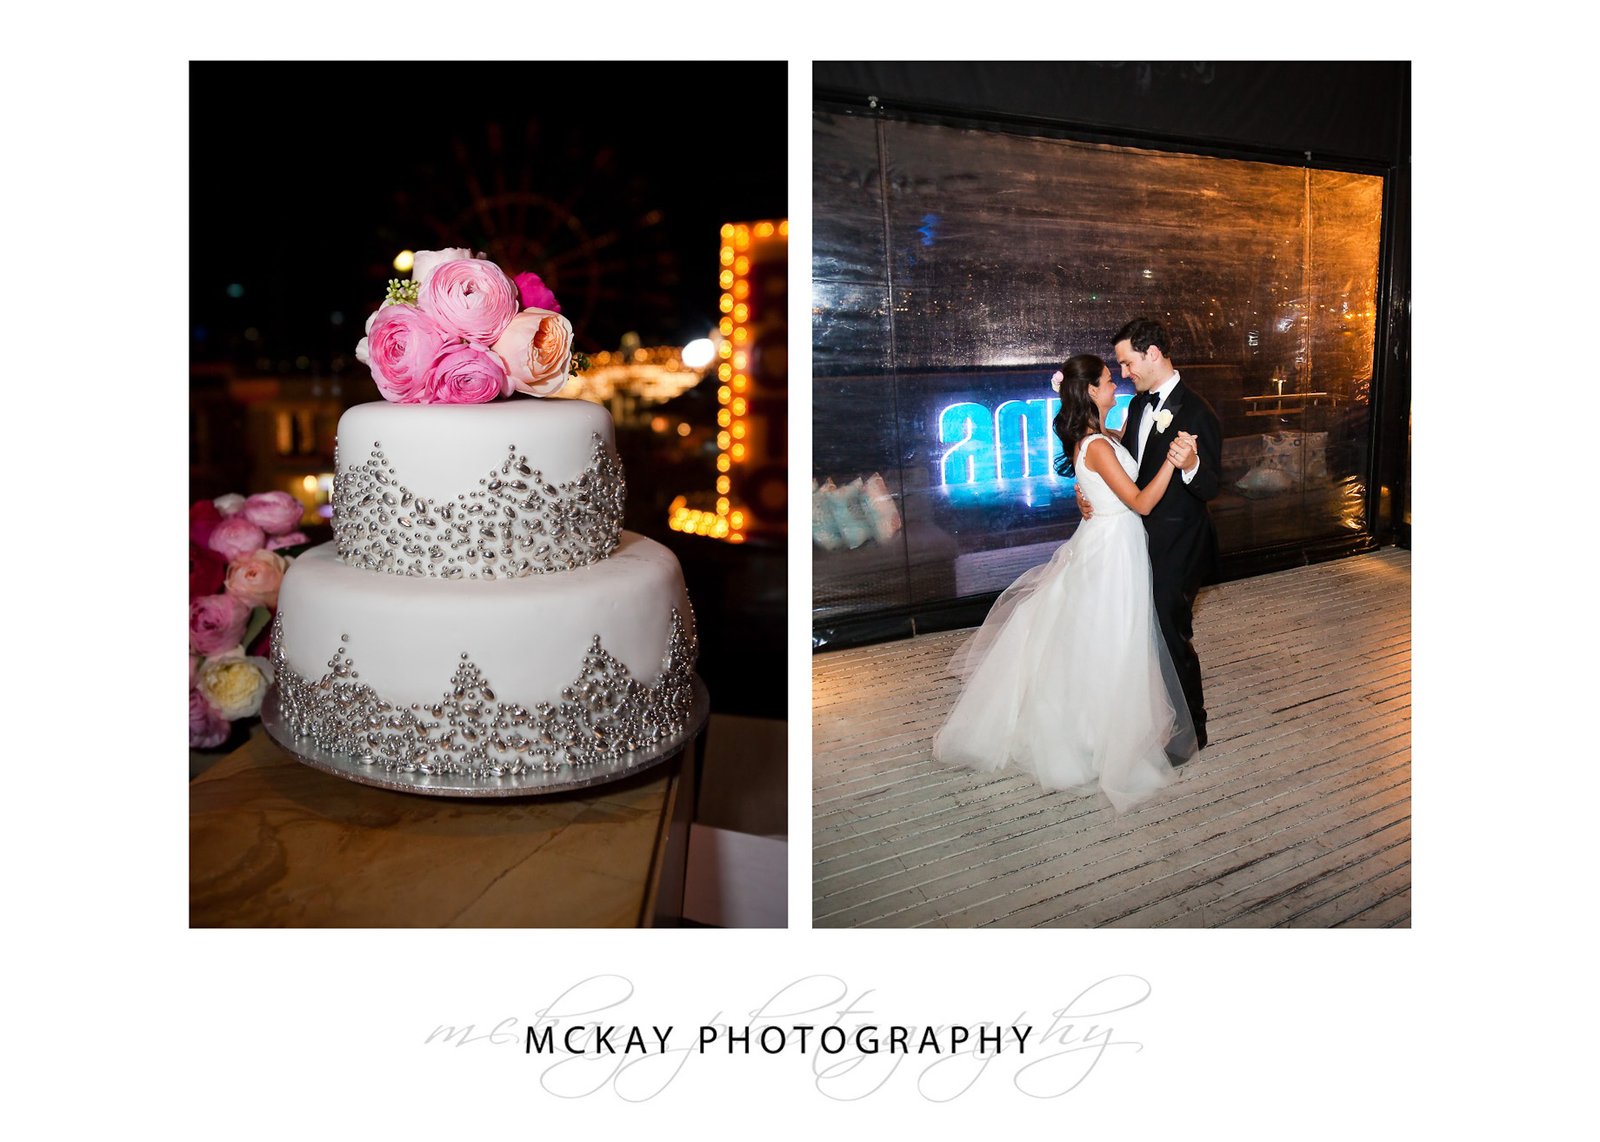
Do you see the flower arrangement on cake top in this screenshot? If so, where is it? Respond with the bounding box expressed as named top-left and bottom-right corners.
top-left (355, 248), bottom-right (587, 404)
top-left (189, 491), bottom-right (307, 749)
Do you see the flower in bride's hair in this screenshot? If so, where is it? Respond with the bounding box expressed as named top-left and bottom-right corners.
top-left (1153, 409), bottom-right (1174, 433)
top-left (1050, 371), bottom-right (1064, 392)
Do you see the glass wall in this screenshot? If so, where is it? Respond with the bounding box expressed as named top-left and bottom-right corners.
top-left (812, 110), bottom-right (1385, 627)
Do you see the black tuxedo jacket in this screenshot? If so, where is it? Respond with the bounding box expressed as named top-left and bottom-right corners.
top-left (1122, 379), bottom-right (1222, 593)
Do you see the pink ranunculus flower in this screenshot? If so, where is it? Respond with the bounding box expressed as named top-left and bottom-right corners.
top-left (224, 548), bottom-right (290, 609)
top-left (197, 649), bottom-right (275, 721)
top-left (242, 490), bottom-right (304, 535)
top-left (207, 514), bottom-right (266, 561)
top-left (190, 593), bottom-right (252, 656)
top-left (410, 247), bottom-right (477, 293)
top-left (427, 343), bottom-right (511, 404)
top-left (357, 303), bottom-right (455, 404)
top-left (513, 271), bottom-right (561, 313)
top-left (492, 308), bottom-right (574, 397)
top-left (190, 686), bottom-right (230, 749)
top-left (266, 530), bottom-right (308, 552)
top-left (419, 258), bottom-right (520, 346)
top-left (214, 493), bottom-right (247, 516)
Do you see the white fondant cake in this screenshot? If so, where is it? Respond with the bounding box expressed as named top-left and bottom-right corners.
top-left (333, 398), bottom-right (624, 578)
top-left (271, 399), bottom-right (697, 777)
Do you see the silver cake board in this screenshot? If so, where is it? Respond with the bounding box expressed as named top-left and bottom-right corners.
top-left (261, 678), bottom-right (708, 798)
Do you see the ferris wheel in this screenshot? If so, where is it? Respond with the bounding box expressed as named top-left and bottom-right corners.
top-left (394, 124), bottom-right (682, 350)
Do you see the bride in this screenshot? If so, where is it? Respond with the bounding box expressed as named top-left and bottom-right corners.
top-left (932, 354), bottom-right (1198, 812)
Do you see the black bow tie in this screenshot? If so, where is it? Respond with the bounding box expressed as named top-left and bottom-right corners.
top-left (1142, 392), bottom-right (1161, 409)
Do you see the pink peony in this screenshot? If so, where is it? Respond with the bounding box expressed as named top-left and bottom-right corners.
top-left (513, 271), bottom-right (561, 313)
top-left (410, 247), bottom-right (476, 293)
top-left (190, 541), bottom-right (227, 600)
top-left (207, 514), bottom-right (266, 561)
top-left (357, 303), bottom-right (455, 404)
top-left (242, 490), bottom-right (304, 535)
top-left (492, 308), bottom-right (574, 397)
top-left (419, 258), bottom-right (520, 346)
top-left (224, 548), bottom-right (290, 609)
top-left (190, 687), bottom-right (230, 749)
top-left (266, 531), bottom-right (308, 552)
top-left (190, 499), bottom-right (223, 547)
top-left (427, 343), bottom-right (510, 404)
top-left (190, 593), bottom-right (251, 656)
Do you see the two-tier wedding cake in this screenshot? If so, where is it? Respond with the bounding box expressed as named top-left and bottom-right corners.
top-left (268, 248), bottom-right (697, 778)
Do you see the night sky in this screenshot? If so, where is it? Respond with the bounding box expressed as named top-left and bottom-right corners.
top-left (190, 61), bottom-right (788, 377)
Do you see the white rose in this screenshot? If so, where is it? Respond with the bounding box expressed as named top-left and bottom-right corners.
top-left (1153, 409), bottom-right (1174, 433)
top-left (197, 648), bottom-right (275, 721)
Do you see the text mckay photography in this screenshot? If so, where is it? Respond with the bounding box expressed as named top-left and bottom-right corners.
top-left (423, 973), bottom-right (1155, 1102)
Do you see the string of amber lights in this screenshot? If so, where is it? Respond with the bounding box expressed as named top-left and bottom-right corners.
top-left (668, 219), bottom-right (787, 543)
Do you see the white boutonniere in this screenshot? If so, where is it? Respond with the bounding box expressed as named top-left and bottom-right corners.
top-left (1049, 371), bottom-right (1063, 392)
top-left (1153, 408), bottom-right (1174, 433)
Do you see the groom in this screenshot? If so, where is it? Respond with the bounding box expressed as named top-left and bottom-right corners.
top-left (1109, 317), bottom-right (1221, 754)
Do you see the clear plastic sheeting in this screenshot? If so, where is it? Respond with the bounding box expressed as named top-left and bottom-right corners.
top-left (813, 110), bottom-right (1384, 624)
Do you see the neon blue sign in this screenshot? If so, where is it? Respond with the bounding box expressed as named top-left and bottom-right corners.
top-left (937, 394), bottom-right (1131, 488)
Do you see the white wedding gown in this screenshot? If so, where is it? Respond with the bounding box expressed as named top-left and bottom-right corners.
top-left (932, 432), bottom-right (1196, 812)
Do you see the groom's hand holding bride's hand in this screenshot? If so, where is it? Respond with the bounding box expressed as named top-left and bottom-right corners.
top-left (1167, 431), bottom-right (1198, 471)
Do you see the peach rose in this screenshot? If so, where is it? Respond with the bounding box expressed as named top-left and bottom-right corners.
top-left (492, 308), bottom-right (573, 397)
top-left (224, 549), bottom-right (290, 609)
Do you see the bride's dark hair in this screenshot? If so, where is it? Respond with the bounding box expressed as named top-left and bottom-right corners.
top-left (1052, 354), bottom-right (1108, 477)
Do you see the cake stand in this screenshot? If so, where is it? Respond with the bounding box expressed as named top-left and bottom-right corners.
top-left (260, 677), bottom-right (709, 798)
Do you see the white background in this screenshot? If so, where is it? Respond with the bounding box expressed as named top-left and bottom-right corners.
top-left (6, 4), bottom-right (1593, 1135)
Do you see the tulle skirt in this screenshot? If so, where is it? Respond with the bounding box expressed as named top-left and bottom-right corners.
top-left (932, 512), bottom-right (1196, 812)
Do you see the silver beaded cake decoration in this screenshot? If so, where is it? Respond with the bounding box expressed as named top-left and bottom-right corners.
top-left (332, 433), bottom-right (624, 578)
top-left (270, 610), bottom-right (697, 777)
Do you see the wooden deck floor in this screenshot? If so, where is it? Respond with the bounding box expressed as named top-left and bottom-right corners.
top-left (812, 547), bottom-right (1411, 928)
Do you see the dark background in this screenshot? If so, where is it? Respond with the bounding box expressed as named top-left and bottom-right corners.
top-left (192, 61), bottom-right (789, 374)
top-left (814, 61), bottom-right (1407, 165)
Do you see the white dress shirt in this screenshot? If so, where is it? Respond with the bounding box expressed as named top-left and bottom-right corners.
top-left (1135, 369), bottom-right (1199, 483)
